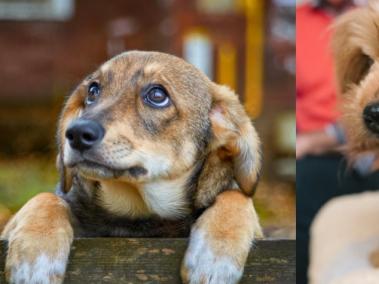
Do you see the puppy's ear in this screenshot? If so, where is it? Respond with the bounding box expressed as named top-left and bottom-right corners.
top-left (209, 84), bottom-right (261, 196)
top-left (56, 153), bottom-right (72, 195)
top-left (332, 6), bottom-right (379, 93)
top-left (55, 92), bottom-right (83, 194)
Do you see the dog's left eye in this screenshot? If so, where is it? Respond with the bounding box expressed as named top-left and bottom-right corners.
top-left (86, 82), bottom-right (101, 106)
top-left (143, 85), bottom-right (171, 108)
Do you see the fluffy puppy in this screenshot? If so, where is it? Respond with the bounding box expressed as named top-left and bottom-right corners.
top-left (1, 51), bottom-right (262, 284)
top-left (309, 2), bottom-right (379, 284)
top-left (333, 1), bottom-right (379, 168)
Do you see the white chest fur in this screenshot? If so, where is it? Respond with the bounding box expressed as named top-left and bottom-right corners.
top-left (140, 176), bottom-right (191, 218)
top-left (99, 173), bottom-right (191, 219)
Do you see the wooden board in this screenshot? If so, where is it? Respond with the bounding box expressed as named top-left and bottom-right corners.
top-left (0, 238), bottom-right (295, 283)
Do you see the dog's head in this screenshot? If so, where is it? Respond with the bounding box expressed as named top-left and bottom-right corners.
top-left (57, 51), bottom-right (261, 209)
top-left (333, 2), bottom-right (379, 163)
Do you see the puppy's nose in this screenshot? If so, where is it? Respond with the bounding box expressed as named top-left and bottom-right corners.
top-left (65, 119), bottom-right (105, 152)
top-left (363, 103), bottom-right (379, 134)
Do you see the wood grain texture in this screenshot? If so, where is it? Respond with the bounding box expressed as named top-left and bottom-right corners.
top-left (0, 238), bottom-right (295, 283)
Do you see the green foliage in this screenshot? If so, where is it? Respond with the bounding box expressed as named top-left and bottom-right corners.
top-left (0, 157), bottom-right (57, 212)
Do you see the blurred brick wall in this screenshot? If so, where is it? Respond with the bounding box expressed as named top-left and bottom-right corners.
top-left (0, 0), bottom-right (171, 155)
top-left (0, 0), bottom-right (171, 100)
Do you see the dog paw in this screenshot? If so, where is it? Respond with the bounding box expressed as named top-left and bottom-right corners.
top-left (6, 247), bottom-right (67, 284)
top-left (181, 230), bottom-right (243, 284)
top-left (5, 236), bottom-right (69, 284)
top-left (1, 193), bottom-right (73, 284)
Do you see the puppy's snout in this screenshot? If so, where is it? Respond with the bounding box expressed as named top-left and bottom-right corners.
top-left (363, 103), bottom-right (379, 134)
top-left (65, 119), bottom-right (105, 152)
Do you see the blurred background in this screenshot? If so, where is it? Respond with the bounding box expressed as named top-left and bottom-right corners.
top-left (0, 0), bottom-right (295, 238)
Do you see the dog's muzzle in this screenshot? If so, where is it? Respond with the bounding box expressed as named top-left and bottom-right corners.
top-left (65, 119), bottom-right (105, 152)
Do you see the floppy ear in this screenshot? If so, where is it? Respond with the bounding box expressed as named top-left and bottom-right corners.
top-left (332, 6), bottom-right (379, 93)
top-left (55, 153), bottom-right (73, 195)
top-left (210, 85), bottom-right (261, 195)
top-left (55, 91), bottom-right (83, 195)
top-left (194, 84), bottom-right (261, 208)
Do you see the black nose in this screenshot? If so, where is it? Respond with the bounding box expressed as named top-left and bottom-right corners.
top-left (363, 103), bottom-right (379, 134)
top-left (65, 119), bottom-right (105, 152)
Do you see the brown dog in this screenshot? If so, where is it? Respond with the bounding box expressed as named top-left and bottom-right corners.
top-left (308, 2), bottom-right (379, 284)
top-left (1, 51), bottom-right (263, 284)
top-left (333, 1), bottom-right (379, 167)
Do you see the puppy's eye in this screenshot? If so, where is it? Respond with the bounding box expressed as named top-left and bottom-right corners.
top-left (143, 85), bottom-right (171, 108)
top-left (86, 82), bottom-right (101, 105)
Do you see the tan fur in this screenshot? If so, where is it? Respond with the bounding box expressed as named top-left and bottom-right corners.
top-left (2, 51), bottom-right (262, 283)
top-left (210, 85), bottom-right (261, 195)
top-left (99, 180), bottom-right (150, 218)
top-left (332, 2), bottom-right (379, 169)
top-left (181, 191), bottom-right (262, 283)
top-left (194, 191), bottom-right (262, 255)
top-left (310, 193), bottom-right (379, 284)
top-left (1, 193), bottom-right (73, 283)
top-left (316, 0), bottom-right (379, 283)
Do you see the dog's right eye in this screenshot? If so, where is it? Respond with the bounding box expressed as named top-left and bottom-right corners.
top-left (142, 85), bottom-right (171, 109)
top-left (86, 82), bottom-right (101, 106)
